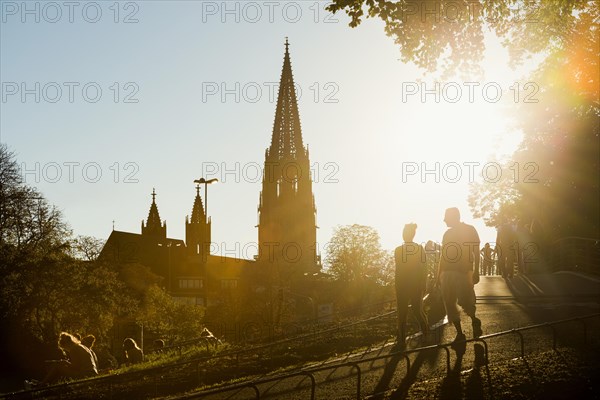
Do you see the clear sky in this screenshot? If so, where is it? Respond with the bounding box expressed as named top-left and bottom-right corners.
top-left (1, 1), bottom-right (541, 261)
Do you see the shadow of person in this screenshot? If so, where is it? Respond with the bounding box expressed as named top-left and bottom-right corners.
top-left (370, 352), bottom-right (404, 400)
top-left (386, 346), bottom-right (443, 400)
top-left (464, 344), bottom-right (488, 400)
top-left (438, 341), bottom-right (467, 400)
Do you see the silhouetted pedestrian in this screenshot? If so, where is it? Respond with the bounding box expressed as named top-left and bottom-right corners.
top-left (496, 221), bottom-right (517, 278)
top-left (394, 223), bottom-right (429, 350)
top-left (436, 208), bottom-right (482, 343)
top-left (480, 243), bottom-right (494, 275)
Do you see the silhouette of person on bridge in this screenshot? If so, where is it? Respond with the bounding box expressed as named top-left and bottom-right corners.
top-left (394, 223), bottom-right (429, 349)
top-left (435, 208), bottom-right (482, 343)
top-left (480, 243), bottom-right (494, 275)
top-left (496, 220), bottom-right (517, 278)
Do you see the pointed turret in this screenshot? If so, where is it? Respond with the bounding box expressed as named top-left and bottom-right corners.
top-left (186, 185), bottom-right (211, 259)
top-left (189, 185), bottom-right (207, 224)
top-left (142, 188), bottom-right (167, 239)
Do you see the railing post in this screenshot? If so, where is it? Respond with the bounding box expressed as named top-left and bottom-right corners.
top-left (440, 345), bottom-right (451, 373)
top-left (474, 339), bottom-right (489, 366)
top-left (249, 383), bottom-right (260, 399)
top-left (403, 353), bottom-right (411, 379)
top-left (350, 362), bottom-right (361, 400)
top-left (512, 329), bottom-right (525, 357)
top-left (301, 372), bottom-right (316, 400)
top-left (546, 323), bottom-right (557, 350)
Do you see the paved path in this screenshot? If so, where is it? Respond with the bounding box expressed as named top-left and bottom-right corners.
top-left (194, 272), bottom-right (600, 399)
top-left (476, 272), bottom-right (600, 299)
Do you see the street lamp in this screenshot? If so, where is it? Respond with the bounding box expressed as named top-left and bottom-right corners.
top-left (193, 178), bottom-right (218, 218)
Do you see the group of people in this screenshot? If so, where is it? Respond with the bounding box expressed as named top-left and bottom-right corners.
top-left (394, 207), bottom-right (482, 349)
top-left (34, 332), bottom-right (99, 386)
top-left (481, 221), bottom-right (536, 278)
top-left (28, 333), bottom-right (144, 388)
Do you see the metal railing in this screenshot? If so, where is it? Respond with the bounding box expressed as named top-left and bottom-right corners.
top-left (180, 313), bottom-right (600, 400)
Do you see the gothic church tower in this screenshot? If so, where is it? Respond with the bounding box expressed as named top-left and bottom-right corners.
top-left (257, 39), bottom-right (319, 276)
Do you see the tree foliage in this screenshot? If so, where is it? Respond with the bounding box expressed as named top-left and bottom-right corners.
top-left (71, 235), bottom-right (105, 261)
top-left (137, 285), bottom-right (205, 342)
top-left (326, 0), bottom-right (595, 77)
top-left (325, 224), bottom-right (388, 283)
top-left (469, 5), bottom-right (599, 239)
top-left (327, 1), bottom-right (599, 238)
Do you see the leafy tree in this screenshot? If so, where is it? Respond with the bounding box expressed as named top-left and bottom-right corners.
top-left (71, 235), bottom-right (105, 261)
top-left (0, 145), bottom-right (70, 280)
top-left (0, 145), bottom-right (137, 378)
top-left (325, 224), bottom-right (388, 283)
top-left (326, 0), bottom-right (596, 77)
top-left (469, 6), bottom-right (599, 239)
top-left (138, 285), bottom-right (205, 342)
top-left (17, 257), bottom-right (133, 342)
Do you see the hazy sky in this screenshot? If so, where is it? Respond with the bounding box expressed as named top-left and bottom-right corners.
top-left (1, 1), bottom-right (541, 261)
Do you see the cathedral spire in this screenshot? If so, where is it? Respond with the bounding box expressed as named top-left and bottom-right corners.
top-left (270, 38), bottom-right (304, 160)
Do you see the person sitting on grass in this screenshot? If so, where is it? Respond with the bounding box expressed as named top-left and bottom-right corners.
top-left (153, 339), bottom-right (165, 353)
top-left (81, 334), bottom-right (99, 368)
top-left (39, 332), bottom-right (98, 385)
top-left (123, 338), bottom-right (144, 365)
top-left (200, 327), bottom-right (222, 348)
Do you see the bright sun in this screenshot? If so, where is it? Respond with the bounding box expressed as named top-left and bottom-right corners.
top-left (371, 39), bottom-right (539, 248)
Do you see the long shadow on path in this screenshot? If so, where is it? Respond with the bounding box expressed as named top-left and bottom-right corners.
top-left (370, 343), bottom-right (443, 400)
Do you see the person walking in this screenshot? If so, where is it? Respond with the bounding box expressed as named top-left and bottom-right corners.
top-left (394, 223), bottom-right (429, 350)
top-left (436, 208), bottom-right (482, 343)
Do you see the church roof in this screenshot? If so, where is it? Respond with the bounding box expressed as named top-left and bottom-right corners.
top-left (98, 230), bottom-right (184, 263)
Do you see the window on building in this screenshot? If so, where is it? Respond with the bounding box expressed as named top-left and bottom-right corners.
top-left (179, 278), bottom-right (203, 289)
top-left (221, 279), bottom-right (238, 289)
